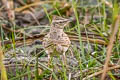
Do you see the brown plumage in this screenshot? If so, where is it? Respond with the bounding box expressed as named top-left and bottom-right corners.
top-left (42, 16), bottom-right (71, 65)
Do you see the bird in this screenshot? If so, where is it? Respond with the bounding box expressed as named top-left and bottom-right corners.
top-left (42, 15), bottom-right (71, 65)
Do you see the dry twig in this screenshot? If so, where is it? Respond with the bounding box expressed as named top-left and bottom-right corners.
top-left (101, 15), bottom-right (120, 80)
top-left (17, 0), bottom-right (35, 12)
top-left (83, 65), bottom-right (120, 80)
top-left (0, 33), bottom-right (107, 47)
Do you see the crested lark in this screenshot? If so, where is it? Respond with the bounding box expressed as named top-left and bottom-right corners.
top-left (42, 16), bottom-right (71, 65)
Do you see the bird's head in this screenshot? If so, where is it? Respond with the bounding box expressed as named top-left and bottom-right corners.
top-left (51, 15), bottom-right (70, 29)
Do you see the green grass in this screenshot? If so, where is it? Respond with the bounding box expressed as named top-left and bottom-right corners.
top-left (1, 0), bottom-right (120, 80)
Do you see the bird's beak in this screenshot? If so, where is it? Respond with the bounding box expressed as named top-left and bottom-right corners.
top-left (64, 19), bottom-right (71, 23)
top-left (63, 19), bottom-right (71, 27)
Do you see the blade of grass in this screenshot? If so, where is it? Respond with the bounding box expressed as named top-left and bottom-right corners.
top-left (60, 60), bottom-right (68, 80)
top-left (0, 23), bottom-right (8, 80)
top-left (101, 0), bottom-right (107, 31)
top-left (72, 0), bottom-right (85, 79)
top-left (35, 50), bottom-right (38, 80)
top-left (27, 66), bottom-right (31, 80)
top-left (72, 0), bottom-right (85, 61)
top-left (42, 6), bottom-right (52, 23)
top-left (0, 46), bottom-right (7, 80)
top-left (108, 72), bottom-right (116, 80)
top-left (54, 6), bottom-right (62, 16)
top-left (72, 45), bottom-right (83, 79)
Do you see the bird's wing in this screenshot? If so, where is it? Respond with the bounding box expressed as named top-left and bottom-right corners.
top-left (56, 33), bottom-right (71, 46)
top-left (42, 34), bottom-right (52, 48)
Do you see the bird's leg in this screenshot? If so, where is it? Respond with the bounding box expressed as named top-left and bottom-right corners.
top-left (48, 53), bottom-right (54, 68)
top-left (62, 52), bottom-right (67, 67)
top-left (48, 54), bottom-right (51, 66)
top-left (69, 47), bottom-right (74, 58)
top-left (46, 50), bottom-right (51, 67)
top-left (48, 54), bottom-right (53, 80)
